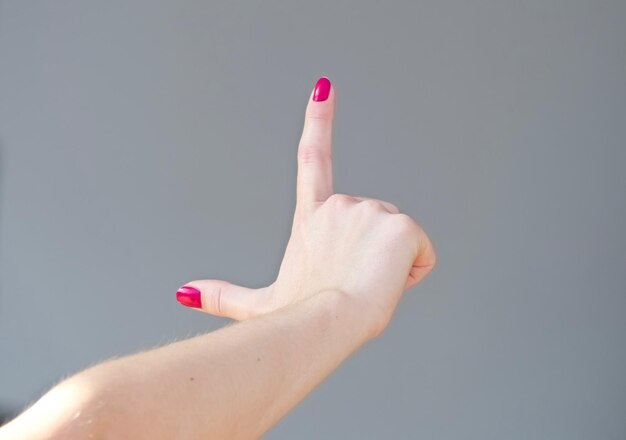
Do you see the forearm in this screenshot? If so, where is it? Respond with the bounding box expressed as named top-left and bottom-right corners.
top-left (1, 290), bottom-right (375, 440)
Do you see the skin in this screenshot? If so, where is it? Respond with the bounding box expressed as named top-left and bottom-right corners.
top-left (0, 80), bottom-right (436, 440)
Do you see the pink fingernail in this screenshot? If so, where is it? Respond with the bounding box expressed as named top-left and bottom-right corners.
top-left (176, 286), bottom-right (202, 309)
top-left (313, 77), bottom-right (331, 102)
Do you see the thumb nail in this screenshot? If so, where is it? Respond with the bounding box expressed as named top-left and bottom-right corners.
top-left (176, 285), bottom-right (202, 309)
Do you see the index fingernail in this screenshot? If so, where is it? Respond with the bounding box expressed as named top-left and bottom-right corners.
top-left (313, 77), bottom-right (331, 102)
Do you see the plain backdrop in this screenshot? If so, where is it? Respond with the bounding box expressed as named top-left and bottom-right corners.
top-left (1, 1), bottom-right (625, 438)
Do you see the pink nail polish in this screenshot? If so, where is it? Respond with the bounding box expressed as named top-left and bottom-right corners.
top-left (313, 77), bottom-right (331, 102)
top-left (176, 286), bottom-right (202, 309)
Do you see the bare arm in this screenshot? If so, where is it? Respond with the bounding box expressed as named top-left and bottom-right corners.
top-left (1, 290), bottom-right (374, 439)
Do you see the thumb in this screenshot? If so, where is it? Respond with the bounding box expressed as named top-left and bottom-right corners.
top-left (176, 280), bottom-right (268, 320)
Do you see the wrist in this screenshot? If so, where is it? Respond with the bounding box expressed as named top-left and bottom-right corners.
top-left (313, 289), bottom-right (389, 343)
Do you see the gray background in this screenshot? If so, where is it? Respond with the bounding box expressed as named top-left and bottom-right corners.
top-left (1, 1), bottom-right (625, 438)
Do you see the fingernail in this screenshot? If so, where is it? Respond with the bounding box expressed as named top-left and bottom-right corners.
top-left (176, 286), bottom-right (202, 309)
top-left (313, 77), bottom-right (331, 102)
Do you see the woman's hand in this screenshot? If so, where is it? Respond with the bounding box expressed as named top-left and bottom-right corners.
top-left (0, 77), bottom-right (436, 440)
top-left (177, 77), bottom-right (436, 337)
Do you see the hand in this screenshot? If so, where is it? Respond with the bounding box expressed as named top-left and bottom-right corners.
top-left (177, 77), bottom-right (436, 337)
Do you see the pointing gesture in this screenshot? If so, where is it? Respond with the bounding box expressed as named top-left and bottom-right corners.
top-left (296, 77), bottom-right (335, 212)
top-left (177, 77), bottom-right (436, 337)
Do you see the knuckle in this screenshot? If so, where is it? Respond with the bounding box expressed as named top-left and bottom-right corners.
top-left (387, 202), bottom-right (399, 213)
top-left (360, 198), bottom-right (383, 211)
top-left (356, 197), bottom-right (398, 214)
top-left (394, 213), bottom-right (419, 235)
top-left (297, 144), bottom-right (330, 165)
top-left (327, 193), bottom-right (353, 206)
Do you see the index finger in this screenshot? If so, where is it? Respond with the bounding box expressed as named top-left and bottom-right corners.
top-left (295, 77), bottom-right (335, 216)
